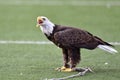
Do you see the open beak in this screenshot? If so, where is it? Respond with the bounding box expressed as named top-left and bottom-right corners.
top-left (36, 16), bottom-right (43, 27)
top-left (36, 24), bottom-right (40, 27)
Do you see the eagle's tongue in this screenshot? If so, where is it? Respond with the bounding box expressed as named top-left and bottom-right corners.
top-left (38, 20), bottom-right (43, 24)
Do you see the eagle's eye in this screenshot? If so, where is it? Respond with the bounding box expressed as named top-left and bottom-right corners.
top-left (42, 18), bottom-right (46, 21)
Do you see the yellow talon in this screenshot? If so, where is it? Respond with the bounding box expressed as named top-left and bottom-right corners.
top-left (55, 66), bottom-right (73, 72)
top-left (61, 66), bottom-right (66, 70)
top-left (55, 66), bottom-right (66, 71)
top-left (61, 68), bottom-right (73, 72)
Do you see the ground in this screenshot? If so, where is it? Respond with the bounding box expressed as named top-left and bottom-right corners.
top-left (0, 0), bottom-right (120, 80)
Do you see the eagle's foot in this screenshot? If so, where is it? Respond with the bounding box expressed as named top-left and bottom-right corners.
top-left (61, 68), bottom-right (73, 72)
top-left (55, 66), bottom-right (73, 72)
top-left (56, 67), bottom-right (93, 73)
top-left (55, 66), bottom-right (66, 71)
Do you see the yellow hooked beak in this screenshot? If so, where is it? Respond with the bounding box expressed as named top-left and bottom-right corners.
top-left (36, 24), bottom-right (40, 27)
top-left (36, 16), bottom-right (43, 27)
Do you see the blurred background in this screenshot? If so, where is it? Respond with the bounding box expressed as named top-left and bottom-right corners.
top-left (0, 0), bottom-right (120, 41)
top-left (0, 0), bottom-right (120, 80)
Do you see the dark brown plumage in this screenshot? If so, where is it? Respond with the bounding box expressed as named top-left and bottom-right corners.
top-left (36, 16), bottom-right (117, 72)
top-left (45, 24), bottom-right (112, 68)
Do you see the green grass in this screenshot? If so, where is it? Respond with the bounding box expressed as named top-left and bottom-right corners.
top-left (0, 0), bottom-right (120, 80)
top-left (0, 44), bottom-right (120, 80)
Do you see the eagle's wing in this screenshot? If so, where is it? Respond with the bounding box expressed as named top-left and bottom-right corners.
top-left (54, 28), bottom-right (95, 48)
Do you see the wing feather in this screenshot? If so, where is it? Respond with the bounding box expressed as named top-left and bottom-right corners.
top-left (54, 28), bottom-right (95, 48)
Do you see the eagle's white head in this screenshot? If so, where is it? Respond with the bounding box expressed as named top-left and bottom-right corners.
top-left (36, 16), bottom-right (55, 36)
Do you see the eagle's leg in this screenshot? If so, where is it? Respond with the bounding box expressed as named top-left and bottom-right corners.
top-left (59, 48), bottom-right (81, 72)
top-left (68, 48), bottom-right (81, 71)
top-left (62, 48), bottom-right (70, 68)
top-left (56, 48), bottom-right (81, 72)
top-left (56, 48), bottom-right (70, 71)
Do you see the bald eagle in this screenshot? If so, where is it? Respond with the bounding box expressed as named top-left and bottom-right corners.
top-left (36, 16), bottom-right (118, 72)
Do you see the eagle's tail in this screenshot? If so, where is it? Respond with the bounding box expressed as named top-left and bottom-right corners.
top-left (97, 45), bottom-right (118, 54)
top-left (94, 36), bottom-right (118, 54)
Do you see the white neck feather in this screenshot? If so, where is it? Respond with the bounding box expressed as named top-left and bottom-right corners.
top-left (40, 21), bottom-right (55, 36)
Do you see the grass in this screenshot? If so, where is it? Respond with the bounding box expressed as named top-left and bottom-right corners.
top-left (0, 0), bottom-right (120, 80)
top-left (0, 44), bottom-right (120, 80)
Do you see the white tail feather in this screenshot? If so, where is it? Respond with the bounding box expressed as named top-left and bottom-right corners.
top-left (97, 45), bottom-right (118, 54)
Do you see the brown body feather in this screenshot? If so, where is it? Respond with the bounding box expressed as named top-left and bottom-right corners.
top-left (45, 24), bottom-right (113, 68)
